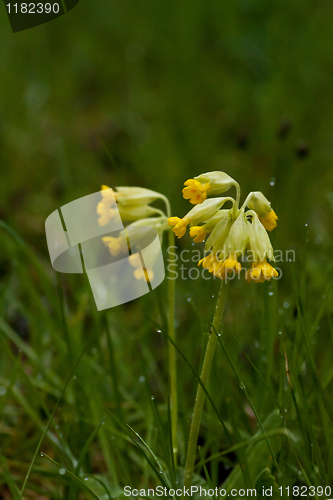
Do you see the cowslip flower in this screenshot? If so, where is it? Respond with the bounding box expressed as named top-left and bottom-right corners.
top-left (182, 171), bottom-right (236, 204)
top-left (98, 185), bottom-right (169, 281)
top-left (97, 185), bottom-right (167, 226)
top-left (168, 171), bottom-right (278, 283)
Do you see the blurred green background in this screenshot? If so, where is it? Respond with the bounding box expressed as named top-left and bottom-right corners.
top-left (1, 0), bottom-right (333, 498)
top-left (1, 0), bottom-right (333, 251)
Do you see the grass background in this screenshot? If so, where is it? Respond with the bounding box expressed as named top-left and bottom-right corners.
top-left (1, 0), bottom-right (333, 498)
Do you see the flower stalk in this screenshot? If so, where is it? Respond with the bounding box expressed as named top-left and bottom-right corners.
top-left (184, 280), bottom-right (229, 489)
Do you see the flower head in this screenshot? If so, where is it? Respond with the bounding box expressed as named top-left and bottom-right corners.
top-left (182, 179), bottom-right (209, 204)
top-left (182, 171), bottom-right (237, 205)
top-left (98, 185), bottom-right (169, 281)
top-left (169, 171), bottom-right (278, 283)
top-left (246, 259), bottom-right (278, 283)
top-left (97, 185), bottom-right (166, 226)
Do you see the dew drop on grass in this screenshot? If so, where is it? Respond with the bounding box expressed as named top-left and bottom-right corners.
top-left (278, 331), bottom-right (282, 335)
top-left (84, 478), bottom-right (89, 481)
top-left (283, 301), bottom-right (290, 309)
top-left (268, 291), bottom-right (274, 296)
top-left (212, 295), bottom-right (215, 298)
top-left (239, 382), bottom-right (245, 390)
top-left (151, 396), bottom-right (155, 401)
top-left (187, 297), bottom-right (192, 302)
top-left (156, 329), bottom-right (162, 333)
top-left (40, 452), bottom-right (44, 457)
top-left (269, 177), bottom-right (275, 186)
top-left (139, 375), bottom-right (145, 382)
top-left (59, 468), bottom-right (66, 476)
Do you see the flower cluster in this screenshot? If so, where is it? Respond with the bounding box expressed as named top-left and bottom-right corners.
top-left (168, 171), bottom-right (278, 283)
top-left (97, 185), bottom-right (169, 280)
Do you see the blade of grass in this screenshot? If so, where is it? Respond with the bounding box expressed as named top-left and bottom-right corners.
top-left (68, 417), bottom-right (105, 500)
top-left (151, 394), bottom-right (175, 484)
top-left (197, 446), bottom-right (213, 492)
top-left (19, 329), bottom-right (95, 498)
top-left (126, 424), bottom-right (164, 474)
top-left (41, 453), bottom-right (99, 500)
top-left (213, 324), bottom-right (278, 470)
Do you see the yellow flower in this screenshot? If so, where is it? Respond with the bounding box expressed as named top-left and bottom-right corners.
top-left (246, 259), bottom-right (278, 283)
top-left (182, 179), bottom-right (210, 204)
top-left (198, 252), bottom-right (242, 281)
top-left (259, 210), bottom-right (278, 231)
top-left (198, 252), bottom-right (215, 271)
top-left (134, 267), bottom-right (153, 282)
top-left (102, 236), bottom-right (128, 256)
top-left (97, 186), bottom-right (118, 226)
top-left (97, 202), bottom-right (119, 226)
top-left (189, 226), bottom-right (207, 243)
top-left (128, 249), bottom-right (157, 283)
top-left (215, 253), bottom-right (242, 280)
top-left (182, 171), bottom-right (239, 205)
top-left (168, 217), bottom-right (190, 238)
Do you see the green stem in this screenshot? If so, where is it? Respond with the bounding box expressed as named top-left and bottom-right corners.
top-left (168, 228), bottom-right (178, 464)
top-left (184, 280), bottom-right (229, 488)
